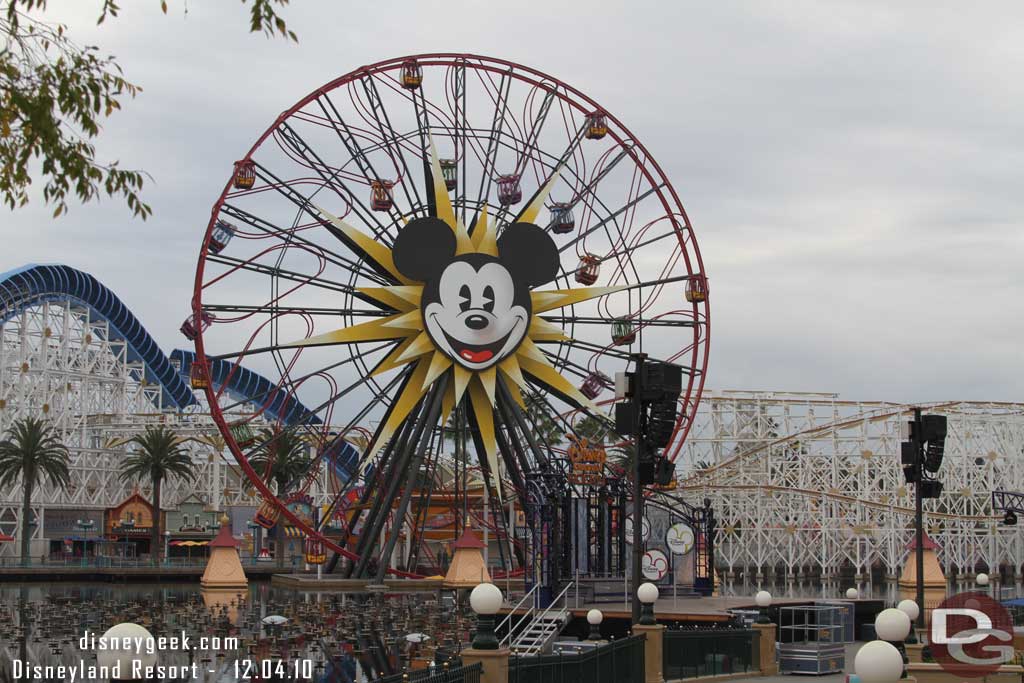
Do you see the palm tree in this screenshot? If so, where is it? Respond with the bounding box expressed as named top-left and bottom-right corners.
top-left (0, 418), bottom-right (71, 566)
top-left (119, 425), bottom-right (196, 565)
top-left (249, 427), bottom-right (310, 568)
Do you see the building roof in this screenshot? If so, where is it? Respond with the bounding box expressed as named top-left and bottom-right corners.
top-left (905, 532), bottom-right (941, 551)
top-left (208, 518), bottom-right (238, 548)
top-left (452, 528), bottom-right (485, 550)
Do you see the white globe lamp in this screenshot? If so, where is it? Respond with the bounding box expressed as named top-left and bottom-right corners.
top-left (875, 608), bottom-right (911, 641)
top-left (587, 609), bottom-right (604, 640)
top-left (854, 640), bottom-right (905, 683)
top-left (637, 582), bottom-right (659, 625)
top-left (846, 587), bottom-right (860, 600)
top-left (469, 583), bottom-right (503, 650)
top-left (977, 572), bottom-right (989, 587)
top-left (754, 590), bottom-right (772, 624)
top-left (896, 599), bottom-right (920, 643)
top-left (95, 623), bottom-right (157, 680)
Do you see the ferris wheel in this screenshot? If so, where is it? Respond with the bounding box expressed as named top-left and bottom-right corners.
top-left (190, 54), bottom-right (710, 578)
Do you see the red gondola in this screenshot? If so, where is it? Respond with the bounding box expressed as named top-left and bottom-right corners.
top-left (611, 319), bottom-right (635, 346)
top-left (497, 174), bottom-right (522, 206)
top-left (253, 499), bottom-right (280, 529)
top-left (576, 254), bottom-right (600, 285)
top-left (581, 372), bottom-right (610, 400)
top-left (180, 311), bottom-right (214, 341)
top-left (233, 160), bottom-right (256, 190)
top-left (371, 180), bottom-right (394, 212)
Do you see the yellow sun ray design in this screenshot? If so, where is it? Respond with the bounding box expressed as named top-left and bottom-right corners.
top-left (283, 146), bottom-right (622, 465)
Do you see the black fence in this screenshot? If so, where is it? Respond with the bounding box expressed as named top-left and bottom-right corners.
top-left (663, 628), bottom-right (760, 680)
top-left (376, 661), bottom-right (482, 683)
top-left (508, 634), bottom-right (645, 683)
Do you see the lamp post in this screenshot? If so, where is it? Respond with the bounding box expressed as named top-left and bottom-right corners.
top-left (897, 599), bottom-right (920, 645)
top-left (637, 582), bottom-right (659, 625)
top-left (854, 640), bottom-right (905, 683)
top-left (875, 608), bottom-right (911, 678)
top-left (587, 609), bottom-right (604, 641)
top-left (977, 572), bottom-right (990, 596)
top-left (755, 590), bottom-right (772, 625)
top-left (469, 583), bottom-right (503, 650)
top-left (163, 530), bottom-right (171, 565)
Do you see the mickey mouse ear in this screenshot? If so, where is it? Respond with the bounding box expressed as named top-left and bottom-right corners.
top-left (392, 217), bottom-right (457, 282)
top-left (497, 222), bottom-right (559, 287)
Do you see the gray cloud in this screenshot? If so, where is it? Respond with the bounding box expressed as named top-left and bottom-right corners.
top-left (5, 0), bottom-right (1022, 404)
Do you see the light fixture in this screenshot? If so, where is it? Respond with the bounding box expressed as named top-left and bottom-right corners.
top-left (469, 583), bottom-right (503, 650)
top-left (587, 609), bottom-right (604, 641)
top-left (854, 640), bottom-right (904, 683)
top-left (754, 590), bottom-right (772, 624)
top-left (637, 583), bottom-right (659, 625)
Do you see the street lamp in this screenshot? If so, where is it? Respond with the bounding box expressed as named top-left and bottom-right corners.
top-left (896, 599), bottom-right (920, 644)
top-left (875, 608), bottom-right (911, 678)
top-left (854, 640), bottom-right (905, 683)
top-left (469, 583), bottom-right (503, 650)
top-left (637, 582), bottom-right (658, 626)
top-left (163, 530), bottom-right (171, 565)
top-left (754, 590), bottom-right (772, 624)
top-left (846, 588), bottom-right (860, 600)
top-left (587, 609), bottom-right (604, 641)
top-left (977, 572), bottom-right (990, 595)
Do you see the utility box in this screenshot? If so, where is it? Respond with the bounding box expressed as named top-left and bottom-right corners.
top-left (778, 605), bottom-right (846, 675)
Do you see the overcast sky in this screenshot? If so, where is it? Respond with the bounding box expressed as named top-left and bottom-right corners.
top-left (5, 1), bottom-right (1022, 404)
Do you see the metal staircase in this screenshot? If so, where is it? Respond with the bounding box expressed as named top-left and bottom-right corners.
top-left (499, 581), bottom-right (574, 656)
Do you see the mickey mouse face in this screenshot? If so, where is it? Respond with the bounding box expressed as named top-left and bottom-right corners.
top-left (392, 217), bottom-right (559, 371)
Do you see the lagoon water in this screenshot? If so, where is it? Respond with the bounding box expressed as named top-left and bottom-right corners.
top-left (0, 582), bottom-right (466, 683)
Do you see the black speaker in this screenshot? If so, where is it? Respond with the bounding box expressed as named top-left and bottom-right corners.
top-left (918, 479), bottom-right (943, 499)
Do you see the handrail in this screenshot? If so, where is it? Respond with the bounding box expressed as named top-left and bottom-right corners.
top-left (498, 583), bottom-right (540, 647)
top-left (515, 581), bottom-right (574, 655)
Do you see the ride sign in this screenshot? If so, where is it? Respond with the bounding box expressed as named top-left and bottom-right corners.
top-left (930, 591), bottom-right (1014, 678)
top-left (567, 438), bottom-right (607, 486)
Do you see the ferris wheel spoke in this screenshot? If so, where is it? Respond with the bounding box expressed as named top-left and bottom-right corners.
top-left (202, 304), bottom-right (389, 317)
top-left (542, 314), bottom-right (695, 329)
top-left (205, 253), bottom-right (360, 298)
top-left (556, 183), bottom-right (662, 254)
top-left (216, 203), bottom-right (390, 285)
top-left (451, 59), bottom-right (469, 226)
top-left (469, 69), bottom-right (512, 228)
top-left (276, 121), bottom-right (395, 240)
top-left (314, 92), bottom-right (407, 231)
top-left (360, 74), bottom-right (425, 213)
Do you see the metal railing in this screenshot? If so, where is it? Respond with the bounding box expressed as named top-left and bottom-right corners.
top-left (663, 628), bottom-right (760, 680)
top-left (0, 556), bottom-right (278, 569)
top-left (375, 661), bottom-right (482, 683)
top-left (509, 633), bottom-right (645, 683)
top-left (512, 581), bottom-right (574, 655)
top-left (497, 583), bottom-right (540, 647)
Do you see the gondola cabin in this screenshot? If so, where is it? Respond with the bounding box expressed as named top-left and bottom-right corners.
top-left (233, 160), bottom-right (256, 190)
top-left (229, 422), bottom-right (257, 448)
top-left (611, 319), bottom-right (636, 346)
top-left (581, 372), bottom-right (610, 400)
top-left (497, 174), bottom-right (522, 206)
top-left (576, 254), bottom-right (601, 285)
top-left (180, 311), bottom-right (214, 341)
top-left (401, 60), bottom-right (423, 90)
top-left (304, 537), bottom-right (326, 565)
top-left (189, 363), bottom-right (210, 390)
top-left (207, 220), bottom-right (236, 255)
top-left (440, 158), bottom-right (458, 191)
top-left (585, 111), bottom-right (608, 140)
top-left (550, 202), bottom-right (575, 234)
top-left (253, 499), bottom-right (280, 529)
top-left (370, 180), bottom-right (394, 212)
top-left (685, 276), bottom-right (707, 303)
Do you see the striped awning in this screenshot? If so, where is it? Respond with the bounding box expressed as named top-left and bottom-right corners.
top-left (0, 533), bottom-right (14, 542)
top-left (170, 540), bottom-right (208, 547)
top-left (283, 527), bottom-right (303, 538)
